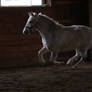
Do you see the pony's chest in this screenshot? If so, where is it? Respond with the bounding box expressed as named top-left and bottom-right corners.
top-left (42, 37), bottom-right (47, 46)
top-left (41, 36), bottom-right (53, 49)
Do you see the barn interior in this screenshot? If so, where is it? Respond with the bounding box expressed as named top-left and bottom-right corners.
top-left (0, 0), bottom-right (92, 91)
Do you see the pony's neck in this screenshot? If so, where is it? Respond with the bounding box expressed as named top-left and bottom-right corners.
top-left (38, 15), bottom-right (64, 35)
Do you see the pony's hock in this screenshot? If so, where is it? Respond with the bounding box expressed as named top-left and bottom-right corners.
top-left (23, 12), bottom-right (92, 68)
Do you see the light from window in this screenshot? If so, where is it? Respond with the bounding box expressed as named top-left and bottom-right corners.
top-left (1, 0), bottom-right (42, 6)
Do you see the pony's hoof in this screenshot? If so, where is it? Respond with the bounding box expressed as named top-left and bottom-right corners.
top-left (66, 60), bottom-right (75, 66)
top-left (66, 62), bottom-right (72, 66)
top-left (53, 61), bottom-right (62, 64)
top-left (39, 61), bottom-right (47, 66)
top-left (72, 65), bottom-right (78, 69)
top-left (66, 60), bottom-right (71, 65)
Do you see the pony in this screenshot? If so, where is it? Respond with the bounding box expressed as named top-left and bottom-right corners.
top-left (23, 12), bottom-right (92, 68)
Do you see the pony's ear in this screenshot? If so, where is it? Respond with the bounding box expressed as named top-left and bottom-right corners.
top-left (28, 12), bottom-right (37, 17)
top-left (39, 12), bottom-right (42, 15)
top-left (38, 12), bottom-right (42, 15)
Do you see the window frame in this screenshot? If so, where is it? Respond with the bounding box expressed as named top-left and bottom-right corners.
top-left (0, 0), bottom-right (52, 7)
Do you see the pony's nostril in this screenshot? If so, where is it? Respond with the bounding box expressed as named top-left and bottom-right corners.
top-left (23, 30), bottom-right (28, 35)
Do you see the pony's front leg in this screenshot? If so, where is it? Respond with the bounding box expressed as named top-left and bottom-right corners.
top-left (38, 47), bottom-right (48, 65)
top-left (49, 51), bottom-right (54, 62)
top-left (50, 52), bottom-right (61, 64)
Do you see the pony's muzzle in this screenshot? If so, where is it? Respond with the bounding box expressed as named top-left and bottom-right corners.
top-left (23, 27), bottom-right (30, 35)
top-left (23, 29), bottom-right (33, 35)
top-left (23, 30), bottom-right (28, 35)
top-left (23, 26), bottom-right (33, 35)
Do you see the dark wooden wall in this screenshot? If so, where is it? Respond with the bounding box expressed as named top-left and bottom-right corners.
top-left (0, 0), bottom-right (89, 67)
top-left (89, 0), bottom-right (92, 61)
top-left (89, 0), bottom-right (92, 27)
top-left (52, 0), bottom-right (89, 25)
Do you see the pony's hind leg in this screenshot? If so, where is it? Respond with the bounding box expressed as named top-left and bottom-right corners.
top-left (66, 49), bottom-right (81, 65)
top-left (38, 47), bottom-right (48, 65)
top-left (72, 48), bottom-right (88, 68)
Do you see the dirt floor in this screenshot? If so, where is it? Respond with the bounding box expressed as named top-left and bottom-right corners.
top-left (0, 63), bottom-right (92, 92)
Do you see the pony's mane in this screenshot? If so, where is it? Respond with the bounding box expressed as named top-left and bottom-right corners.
top-left (38, 13), bottom-right (60, 26)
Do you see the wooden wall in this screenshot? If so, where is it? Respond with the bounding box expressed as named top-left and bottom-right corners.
top-left (89, 0), bottom-right (92, 61)
top-left (0, 0), bottom-right (89, 67)
top-left (89, 0), bottom-right (92, 27)
top-left (0, 7), bottom-right (56, 67)
top-left (52, 0), bottom-right (88, 25)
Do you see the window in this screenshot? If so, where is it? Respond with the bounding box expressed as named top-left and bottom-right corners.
top-left (1, 0), bottom-right (42, 6)
top-left (1, 0), bottom-right (45, 7)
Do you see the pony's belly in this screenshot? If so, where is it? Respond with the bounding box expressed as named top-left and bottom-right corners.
top-left (53, 46), bottom-right (74, 52)
top-left (53, 42), bottom-right (79, 52)
top-left (53, 40), bottom-right (91, 52)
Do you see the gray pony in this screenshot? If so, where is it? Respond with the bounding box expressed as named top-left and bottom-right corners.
top-left (23, 12), bottom-right (92, 68)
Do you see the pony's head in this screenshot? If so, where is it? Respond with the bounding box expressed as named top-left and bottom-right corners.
top-left (23, 12), bottom-right (39, 35)
top-left (23, 12), bottom-right (58, 35)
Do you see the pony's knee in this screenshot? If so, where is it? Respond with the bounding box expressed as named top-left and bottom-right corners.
top-left (38, 50), bottom-right (42, 57)
top-left (38, 47), bottom-right (47, 64)
top-left (38, 47), bottom-right (46, 56)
